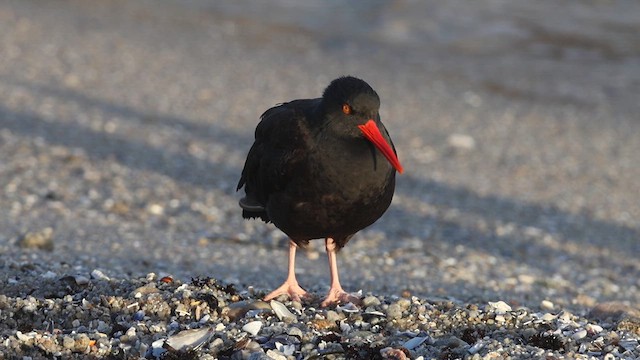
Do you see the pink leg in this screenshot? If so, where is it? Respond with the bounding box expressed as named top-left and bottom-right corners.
top-left (263, 240), bottom-right (308, 302)
top-left (320, 238), bottom-right (362, 307)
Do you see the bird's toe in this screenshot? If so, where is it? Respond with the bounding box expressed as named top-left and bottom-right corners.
top-left (320, 289), bottom-right (363, 307)
top-left (263, 282), bottom-right (309, 303)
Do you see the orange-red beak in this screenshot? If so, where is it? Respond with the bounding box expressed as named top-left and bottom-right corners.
top-left (358, 120), bottom-right (404, 174)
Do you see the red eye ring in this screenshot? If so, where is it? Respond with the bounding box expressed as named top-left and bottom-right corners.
top-left (342, 103), bottom-right (351, 115)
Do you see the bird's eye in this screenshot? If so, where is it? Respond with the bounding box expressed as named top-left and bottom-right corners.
top-left (342, 103), bottom-right (352, 115)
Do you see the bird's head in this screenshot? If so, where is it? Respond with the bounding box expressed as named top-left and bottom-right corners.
top-left (322, 76), bottom-right (404, 174)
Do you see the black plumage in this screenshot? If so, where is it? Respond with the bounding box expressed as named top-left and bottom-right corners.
top-left (237, 76), bottom-right (403, 306)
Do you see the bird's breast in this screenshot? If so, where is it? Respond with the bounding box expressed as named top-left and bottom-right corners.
top-left (265, 131), bottom-right (396, 240)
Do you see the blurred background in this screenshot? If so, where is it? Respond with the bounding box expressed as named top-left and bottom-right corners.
top-left (1, 0), bottom-right (639, 311)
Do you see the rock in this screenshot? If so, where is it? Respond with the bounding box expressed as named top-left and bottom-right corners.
top-left (617, 318), bottom-right (640, 336)
top-left (90, 269), bottom-right (110, 281)
top-left (540, 300), bottom-right (554, 311)
top-left (62, 336), bottom-right (75, 349)
top-left (270, 300), bottom-right (296, 322)
top-left (242, 320), bottom-right (262, 336)
top-left (41, 271), bottom-right (57, 279)
top-left (396, 298), bottom-right (412, 311)
top-left (403, 336), bottom-right (429, 350)
top-left (265, 349), bottom-right (288, 360)
top-left (17, 227), bottom-right (54, 251)
top-left (363, 296), bottom-right (381, 307)
top-left (386, 303), bottom-right (403, 320)
top-left (540, 313), bottom-right (558, 322)
top-left (468, 340), bottom-right (485, 354)
top-left (287, 326), bottom-right (303, 338)
top-left (227, 301), bottom-right (271, 321)
top-left (447, 134), bottom-right (476, 150)
top-left (74, 334), bottom-right (91, 352)
top-left (572, 329), bottom-right (587, 340)
top-left (380, 347), bottom-right (408, 359)
top-left (73, 275), bottom-right (90, 285)
top-left (488, 301), bottom-right (512, 314)
top-left (585, 323), bottom-right (603, 335)
top-left (164, 327), bottom-right (214, 351)
top-left (326, 310), bottom-right (343, 323)
top-left (588, 302), bottom-right (640, 322)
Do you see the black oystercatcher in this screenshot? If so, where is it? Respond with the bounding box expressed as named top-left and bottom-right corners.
top-left (237, 76), bottom-right (403, 306)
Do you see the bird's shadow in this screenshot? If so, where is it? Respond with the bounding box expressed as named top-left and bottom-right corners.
top-left (1, 76), bottom-right (638, 307)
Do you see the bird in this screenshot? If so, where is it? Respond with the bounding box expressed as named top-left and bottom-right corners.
top-left (237, 76), bottom-right (403, 306)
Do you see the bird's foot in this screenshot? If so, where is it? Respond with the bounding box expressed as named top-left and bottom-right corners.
top-left (320, 287), bottom-right (363, 307)
top-left (263, 281), bottom-right (309, 303)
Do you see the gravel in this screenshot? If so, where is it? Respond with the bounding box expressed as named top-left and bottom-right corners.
top-left (1, 271), bottom-right (639, 359)
top-left (1, 0), bottom-right (639, 359)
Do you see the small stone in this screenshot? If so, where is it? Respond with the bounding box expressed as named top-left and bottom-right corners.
top-left (287, 326), bottom-right (303, 338)
top-left (165, 327), bottom-right (214, 351)
top-left (125, 327), bottom-right (136, 337)
top-left (270, 300), bottom-right (296, 322)
top-left (227, 300), bottom-right (270, 321)
top-left (558, 310), bottom-right (574, 322)
top-left (468, 340), bottom-right (485, 354)
top-left (617, 318), bottom-right (640, 336)
top-left (518, 274), bottom-right (536, 285)
top-left (242, 320), bottom-right (262, 336)
top-left (311, 318), bottom-right (338, 331)
top-left (74, 275), bottom-right (90, 285)
top-left (447, 134), bottom-right (476, 150)
top-left (133, 310), bottom-right (145, 321)
top-left (64, 73), bottom-right (81, 87)
top-left (336, 302), bottom-right (360, 313)
top-left (74, 334), bottom-right (91, 352)
top-left (90, 269), bottom-right (110, 281)
top-left (147, 203), bottom-right (164, 215)
top-left (541, 300), bottom-right (554, 310)
top-left (15, 331), bottom-right (32, 342)
top-left (540, 313), bottom-right (557, 322)
top-left (326, 310), bottom-right (342, 322)
top-left (588, 302), bottom-right (640, 322)
top-left (139, 343), bottom-right (148, 356)
top-left (386, 303), bottom-right (403, 320)
top-left (265, 349), bottom-right (288, 360)
top-left (199, 314), bottom-right (211, 324)
top-left (404, 336), bottom-right (429, 350)
top-left (97, 321), bottom-right (110, 333)
top-left (41, 271), bottom-right (57, 279)
top-left (363, 296), bottom-right (381, 307)
top-left (396, 298), bottom-right (411, 311)
top-left (210, 337), bottom-right (224, 350)
top-left (291, 301), bottom-right (303, 310)
top-left (22, 298), bottom-right (37, 313)
top-left (175, 303), bottom-right (190, 317)
top-left (131, 283), bottom-right (158, 298)
top-left (585, 323), bottom-right (603, 335)
top-left (488, 301), bottom-right (512, 314)
top-left (380, 347), bottom-right (408, 360)
top-left (151, 339), bottom-right (166, 358)
top-left (62, 336), bottom-right (75, 349)
top-left (248, 352), bottom-right (268, 360)
top-left (18, 227), bottom-right (54, 251)
top-left (572, 329), bottom-right (587, 340)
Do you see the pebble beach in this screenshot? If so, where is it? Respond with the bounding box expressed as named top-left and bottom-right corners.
top-left (1, 1), bottom-right (639, 359)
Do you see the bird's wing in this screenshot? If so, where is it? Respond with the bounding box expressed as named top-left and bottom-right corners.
top-left (237, 99), bottom-right (318, 210)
